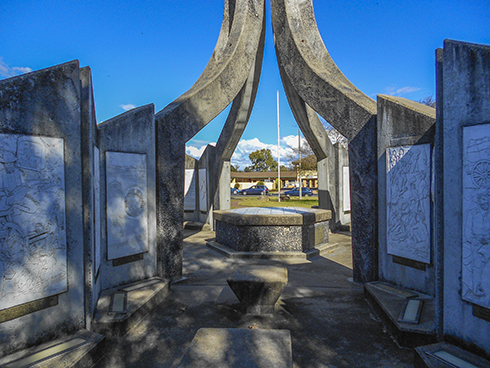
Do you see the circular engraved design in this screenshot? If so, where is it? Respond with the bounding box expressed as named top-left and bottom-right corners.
top-left (124, 187), bottom-right (145, 217)
top-left (472, 161), bottom-right (490, 188)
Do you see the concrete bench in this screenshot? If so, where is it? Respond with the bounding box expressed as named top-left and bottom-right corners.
top-left (227, 265), bottom-right (288, 315)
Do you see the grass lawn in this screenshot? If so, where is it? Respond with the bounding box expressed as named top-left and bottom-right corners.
top-left (231, 195), bottom-right (318, 209)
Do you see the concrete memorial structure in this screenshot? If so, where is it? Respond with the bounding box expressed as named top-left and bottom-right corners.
top-left (96, 105), bottom-right (159, 290)
top-left (438, 39), bottom-right (490, 355)
top-left (271, 0), bottom-right (378, 283)
top-left (0, 61), bottom-right (104, 361)
top-left (154, 0), bottom-right (266, 279)
top-left (377, 95), bottom-right (436, 296)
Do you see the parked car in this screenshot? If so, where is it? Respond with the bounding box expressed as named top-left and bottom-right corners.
top-left (240, 185), bottom-right (269, 195)
top-left (283, 187), bottom-right (314, 196)
top-left (231, 188), bottom-right (239, 195)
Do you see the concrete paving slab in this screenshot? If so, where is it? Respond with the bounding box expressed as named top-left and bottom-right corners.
top-left (177, 328), bottom-right (292, 368)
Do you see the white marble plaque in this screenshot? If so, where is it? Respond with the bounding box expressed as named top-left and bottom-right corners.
top-left (106, 152), bottom-right (148, 260)
top-left (0, 134), bottom-right (67, 310)
top-left (93, 146), bottom-right (101, 274)
top-left (199, 169), bottom-right (207, 212)
top-left (184, 169), bottom-right (196, 211)
top-left (386, 144), bottom-right (431, 264)
top-left (462, 124), bottom-right (490, 307)
top-left (342, 166), bottom-right (351, 212)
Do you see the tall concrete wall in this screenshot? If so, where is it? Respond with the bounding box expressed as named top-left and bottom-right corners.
top-left (439, 39), bottom-right (490, 355)
top-left (80, 66), bottom-right (99, 329)
top-left (377, 94), bottom-right (436, 295)
top-left (97, 105), bottom-right (158, 291)
top-left (0, 61), bottom-right (86, 356)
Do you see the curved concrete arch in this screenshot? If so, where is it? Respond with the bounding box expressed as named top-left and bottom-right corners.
top-left (271, 0), bottom-right (376, 140)
top-left (206, 11), bottom-right (266, 222)
top-left (155, 0), bottom-right (266, 278)
top-left (157, 0), bottom-right (265, 142)
top-left (271, 0), bottom-right (378, 283)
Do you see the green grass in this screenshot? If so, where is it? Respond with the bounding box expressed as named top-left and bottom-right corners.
top-left (231, 196), bottom-right (318, 209)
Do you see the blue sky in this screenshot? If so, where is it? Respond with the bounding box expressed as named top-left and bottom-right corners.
top-left (1, 0), bottom-right (489, 168)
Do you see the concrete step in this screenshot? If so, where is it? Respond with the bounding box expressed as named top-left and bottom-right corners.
top-left (92, 277), bottom-right (170, 337)
top-left (206, 239), bottom-right (339, 260)
top-left (414, 342), bottom-right (490, 368)
top-left (0, 330), bottom-right (105, 368)
top-left (364, 281), bottom-right (437, 348)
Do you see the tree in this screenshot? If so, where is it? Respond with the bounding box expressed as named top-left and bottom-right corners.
top-left (318, 116), bottom-right (349, 149)
top-left (286, 139), bottom-right (317, 173)
top-left (230, 164), bottom-right (239, 172)
top-left (245, 148), bottom-right (278, 172)
top-left (418, 96), bottom-right (436, 108)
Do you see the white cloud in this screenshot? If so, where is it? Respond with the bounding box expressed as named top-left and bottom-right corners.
top-left (120, 103), bottom-right (136, 111)
top-left (0, 57), bottom-right (32, 78)
top-left (185, 141), bottom-right (216, 159)
top-left (385, 86), bottom-right (422, 96)
top-left (185, 135), bottom-right (312, 169)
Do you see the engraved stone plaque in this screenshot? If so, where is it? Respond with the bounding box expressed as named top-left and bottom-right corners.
top-left (199, 169), bottom-right (207, 212)
top-left (386, 144), bottom-right (431, 264)
top-left (184, 169), bottom-right (196, 211)
top-left (106, 152), bottom-right (148, 260)
top-left (462, 124), bottom-right (490, 308)
top-left (343, 166), bottom-right (351, 212)
top-left (93, 146), bottom-right (101, 274)
top-left (0, 134), bottom-right (67, 310)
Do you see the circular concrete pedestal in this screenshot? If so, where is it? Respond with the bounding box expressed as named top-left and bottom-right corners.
top-left (210, 207), bottom-right (332, 259)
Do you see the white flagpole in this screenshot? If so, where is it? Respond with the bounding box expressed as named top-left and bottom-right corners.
top-left (277, 90), bottom-right (281, 203)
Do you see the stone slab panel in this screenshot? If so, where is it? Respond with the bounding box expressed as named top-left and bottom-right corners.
top-left (184, 169), bottom-right (196, 211)
top-left (178, 328), bottom-right (292, 368)
top-left (106, 151), bottom-right (148, 260)
top-left (386, 144), bottom-right (431, 264)
top-left (0, 134), bottom-right (67, 310)
top-left (93, 145), bottom-right (101, 276)
top-left (199, 169), bottom-right (207, 213)
top-left (342, 166), bottom-right (351, 212)
top-left (462, 123), bottom-right (490, 308)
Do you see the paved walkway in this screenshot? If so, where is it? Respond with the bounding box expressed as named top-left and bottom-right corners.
top-left (95, 229), bottom-right (414, 367)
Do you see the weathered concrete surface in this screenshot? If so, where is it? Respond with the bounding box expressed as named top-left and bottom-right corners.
top-left (155, 0), bottom-right (265, 279)
top-left (271, 0), bottom-right (378, 283)
top-left (0, 61), bottom-right (86, 357)
top-left (97, 104), bottom-right (158, 290)
top-left (228, 266), bottom-right (288, 315)
top-left (93, 229), bottom-right (414, 367)
top-left (377, 94), bottom-right (436, 296)
top-left (213, 207), bottom-right (330, 253)
top-left (178, 328), bottom-right (292, 368)
top-left (438, 39), bottom-right (490, 356)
